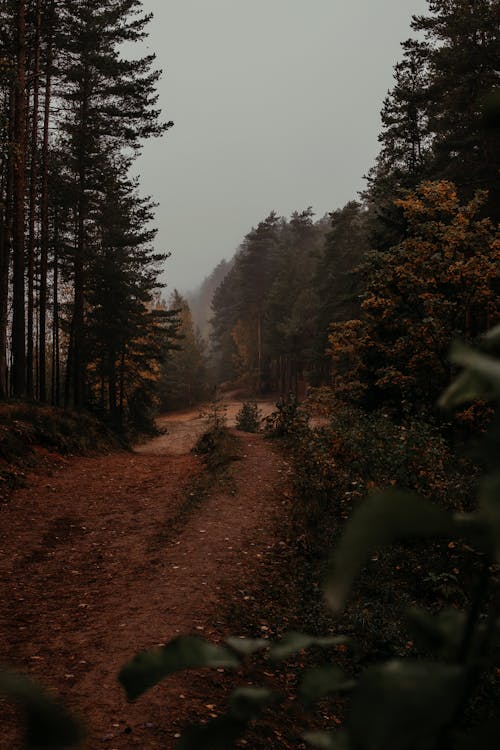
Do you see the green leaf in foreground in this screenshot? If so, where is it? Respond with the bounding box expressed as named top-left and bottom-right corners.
top-left (0, 669), bottom-right (83, 749)
top-left (406, 608), bottom-right (466, 658)
top-left (479, 473), bottom-right (500, 562)
top-left (225, 636), bottom-right (268, 656)
top-left (269, 632), bottom-right (348, 661)
top-left (299, 666), bottom-right (354, 706)
top-left (304, 730), bottom-right (351, 750)
top-left (325, 490), bottom-right (455, 612)
top-left (119, 636), bottom-right (240, 701)
top-left (348, 661), bottom-right (465, 750)
top-left (229, 686), bottom-right (279, 721)
top-left (175, 687), bottom-right (278, 749)
top-left (439, 341), bottom-right (500, 408)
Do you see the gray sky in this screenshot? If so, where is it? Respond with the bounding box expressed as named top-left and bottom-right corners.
top-left (135, 0), bottom-right (428, 294)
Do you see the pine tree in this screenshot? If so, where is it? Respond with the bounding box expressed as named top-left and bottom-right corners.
top-left (313, 201), bottom-right (369, 381)
top-left (57, 0), bottom-right (172, 406)
top-left (159, 291), bottom-right (207, 411)
top-left (412, 0), bottom-right (500, 215)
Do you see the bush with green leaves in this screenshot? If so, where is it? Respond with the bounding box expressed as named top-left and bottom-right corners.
top-left (194, 397), bottom-right (241, 472)
top-left (263, 394), bottom-right (309, 441)
top-left (0, 668), bottom-right (83, 749)
top-left (235, 401), bottom-right (262, 433)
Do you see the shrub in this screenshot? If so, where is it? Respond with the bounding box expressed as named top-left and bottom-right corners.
top-left (263, 394), bottom-right (309, 441)
top-left (194, 397), bottom-right (240, 471)
top-left (235, 401), bottom-right (262, 433)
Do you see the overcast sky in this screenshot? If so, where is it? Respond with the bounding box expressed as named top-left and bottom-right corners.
top-left (135, 0), bottom-right (428, 294)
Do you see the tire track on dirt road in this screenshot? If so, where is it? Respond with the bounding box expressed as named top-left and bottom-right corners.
top-left (0, 404), bottom-right (291, 749)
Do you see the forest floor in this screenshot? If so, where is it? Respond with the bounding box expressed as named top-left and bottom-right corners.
top-left (0, 399), bottom-right (296, 750)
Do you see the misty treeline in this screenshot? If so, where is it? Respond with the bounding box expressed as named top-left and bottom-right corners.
top-left (197, 0), bottom-right (499, 415)
top-left (0, 0), bottom-right (185, 427)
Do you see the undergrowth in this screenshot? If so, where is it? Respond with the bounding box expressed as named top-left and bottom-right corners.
top-left (0, 402), bottom-right (123, 501)
top-left (235, 401), bottom-right (262, 433)
top-left (193, 398), bottom-right (241, 472)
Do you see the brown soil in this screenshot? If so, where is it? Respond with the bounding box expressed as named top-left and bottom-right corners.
top-left (0, 402), bottom-right (292, 749)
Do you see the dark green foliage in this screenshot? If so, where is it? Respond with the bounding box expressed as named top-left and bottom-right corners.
top-left (193, 399), bottom-right (241, 472)
top-left (263, 394), bottom-right (309, 441)
top-left (314, 202), bottom-right (369, 353)
top-left (0, 668), bottom-right (83, 749)
top-left (119, 636), bottom-right (240, 701)
top-left (324, 490), bottom-right (457, 613)
top-left (0, 403), bottom-right (122, 500)
top-left (159, 292), bottom-right (209, 411)
top-left (235, 401), bottom-right (261, 433)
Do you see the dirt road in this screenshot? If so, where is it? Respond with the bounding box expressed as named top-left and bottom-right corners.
top-left (0, 401), bottom-right (291, 749)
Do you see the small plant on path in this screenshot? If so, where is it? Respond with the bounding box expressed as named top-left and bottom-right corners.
top-left (235, 401), bottom-right (262, 433)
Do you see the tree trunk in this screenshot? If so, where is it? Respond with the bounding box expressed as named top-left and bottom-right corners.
top-left (257, 311), bottom-right (262, 393)
top-left (71, 61), bottom-right (90, 408)
top-left (39, 0), bottom-right (55, 402)
top-left (12, 0), bottom-right (27, 397)
top-left (27, 0), bottom-right (42, 398)
top-left (51, 209), bottom-right (60, 406)
top-left (0, 88), bottom-right (15, 400)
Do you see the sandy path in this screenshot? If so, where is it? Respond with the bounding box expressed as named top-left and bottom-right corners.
top-left (0, 405), bottom-right (291, 749)
top-left (134, 399), bottom-right (276, 456)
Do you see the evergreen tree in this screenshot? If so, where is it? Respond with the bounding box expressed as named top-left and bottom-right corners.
top-left (412, 0), bottom-right (500, 215)
top-left (265, 208), bottom-right (323, 393)
top-left (313, 201), bottom-right (369, 381)
top-left (57, 0), bottom-right (172, 406)
top-left (85, 165), bottom-right (169, 425)
top-left (159, 291), bottom-right (208, 411)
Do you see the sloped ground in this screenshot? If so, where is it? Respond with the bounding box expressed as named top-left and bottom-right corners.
top-left (0, 403), bottom-right (292, 749)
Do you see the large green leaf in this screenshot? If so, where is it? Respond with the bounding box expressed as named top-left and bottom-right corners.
top-left (304, 730), bottom-right (351, 750)
top-left (229, 686), bottom-right (279, 721)
top-left (299, 666), bottom-right (354, 706)
top-left (406, 608), bottom-right (466, 659)
top-left (479, 473), bottom-right (500, 562)
top-left (175, 686), bottom-right (278, 749)
top-left (440, 342), bottom-right (500, 408)
top-left (0, 669), bottom-right (83, 749)
top-left (119, 636), bottom-right (240, 701)
top-left (348, 660), bottom-right (465, 750)
top-left (225, 637), bottom-right (268, 656)
top-left (269, 632), bottom-right (348, 661)
top-left (325, 490), bottom-right (455, 612)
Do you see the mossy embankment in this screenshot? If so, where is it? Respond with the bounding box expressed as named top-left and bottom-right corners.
top-left (0, 402), bottom-right (124, 501)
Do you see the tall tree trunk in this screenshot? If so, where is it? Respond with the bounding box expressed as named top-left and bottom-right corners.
top-left (72, 61), bottom-right (90, 408)
top-left (27, 0), bottom-right (42, 398)
top-left (12, 0), bottom-right (27, 397)
top-left (119, 350), bottom-right (126, 424)
top-left (39, 0), bottom-right (55, 402)
top-left (108, 351), bottom-right (117, 422)
top-left (0, 88), bottom-right (15, 400)
top-left (257, 311), bottom-right (262, 393)
top-left (51, 208), bottom-right (60, 406)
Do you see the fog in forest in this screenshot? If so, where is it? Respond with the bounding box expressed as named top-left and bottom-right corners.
top-left (136, 0), bottom-right (428, 293)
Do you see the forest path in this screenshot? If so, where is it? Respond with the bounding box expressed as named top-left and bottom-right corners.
top-left (134, 398), bottom-right (277, 456)
top-left (0, 400), bottom-right (292, 749)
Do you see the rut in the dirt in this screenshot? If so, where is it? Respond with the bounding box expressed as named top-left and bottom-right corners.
top-left (0, 420), bottom-right (291, 750)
